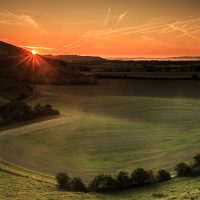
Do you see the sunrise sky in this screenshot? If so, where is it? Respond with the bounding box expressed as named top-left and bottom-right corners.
top-left (0, 0), bottom-right (200, 58)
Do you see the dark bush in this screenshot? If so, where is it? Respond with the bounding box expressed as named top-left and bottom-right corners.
top-left (0, 101), bottom-right (59, 124)
top-left (130, 168), bottom-right (156, 186)
top-left (157, 170), bottom-right (171, 182)
top-left (67, 177), bottom-right (87, 192)
top-left (194, 154), bottom-right (200, 165)
top-left (115, 171), bottom-right (130, 190)
top-left (175, 162), bottom-right (192, 177)
top-left (34, 103), bottom-right (60, 116)
top-left (56, 172), bottom-right (70, 189)
top-left (190, 167), bottom-right (200, 177)
top-left (88, 174), bottom-right (117, 193)
top-left (0, 100), bottom-right (34, 122)
top-left (34, 103), bottom-right (44, 116)
top-left (144, 170), bottom-right (157, 184)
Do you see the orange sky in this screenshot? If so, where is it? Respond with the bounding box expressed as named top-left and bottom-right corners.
top-left (0, 0), bottom-right (200, 58)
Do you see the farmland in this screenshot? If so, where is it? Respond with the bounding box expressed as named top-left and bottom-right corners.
top-left (1, 79), bottom-right (200, 182)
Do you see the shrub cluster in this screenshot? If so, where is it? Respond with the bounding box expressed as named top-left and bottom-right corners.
top-left (56, 168), bottom-right (171, 193)
top-left (175, 154), bottom-right (200, 177)
top-left (0, 100), bottom-right (59, 124)
top-left (56, 173), bottom-right (87, 192)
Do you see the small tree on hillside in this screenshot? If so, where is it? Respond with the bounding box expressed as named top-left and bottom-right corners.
top-left (130, 168), bottom-right (156, 186)
top-left (194, 154), bottom-right (200, 165)
top-left (56, 172), bottom-right (70, 189)
top-left (67, 177), bottom-right (87, 192)
top-left (157, 170), bottom-right (171, 182)
top-left (115, 171), bottom-right (130, 190)
top-left (88, 174), bottom-right (117, 193)
top-left (175, 162), bottom-right (192, 177)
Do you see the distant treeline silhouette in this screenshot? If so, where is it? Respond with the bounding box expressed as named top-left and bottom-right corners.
top-left (0, 100), bottom-right (59, 124)
top-left (56, 154), bottom-right (200, 193)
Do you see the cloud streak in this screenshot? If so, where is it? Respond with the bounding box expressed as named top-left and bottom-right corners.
top-left (20, 45), bottom-right (54, 50)
top-left (168, 23), bottom-right (200, 41)
top-left (116, 11), bottom-right (128, 25)
top-left (0, 10), bottom-right (47, 34)
top-left (104, 8), bottom-right (111, 26)
top-left (63, 16), bottom-right (200, 52)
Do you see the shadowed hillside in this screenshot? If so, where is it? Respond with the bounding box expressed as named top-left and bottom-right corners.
top-left (44, 55), bottom-right (106, 63)
top-left (0, 41), bottom-right (95, 85)
top-left (0, 41), bottom-right (29, 56)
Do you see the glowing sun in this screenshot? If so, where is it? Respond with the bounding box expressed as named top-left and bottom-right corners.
top-left (31, 50), bottom-right (37, 55)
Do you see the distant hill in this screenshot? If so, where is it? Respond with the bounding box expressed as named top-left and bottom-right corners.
top-left (109, 56), bottom-right (200, 61)
top-left (0, 41), bottom-right (67, 83)
top-left (169, 56), bottom-right (200, 60)
top-left (0, 41), bottom-right (95, 85)
top-left (0, 41), bottom-right (29, 56)
top-left (44, 55), bottom-right (107, 63)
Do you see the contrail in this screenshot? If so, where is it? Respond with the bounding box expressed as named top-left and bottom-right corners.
top-left (5, 10), bottom-right (21, 19)
top-left (104, 8), bottom-right (111, 26)
top-left (116, 11), bottom-right (128, 25)
top-left (168, 23), bottom-right (200, 41)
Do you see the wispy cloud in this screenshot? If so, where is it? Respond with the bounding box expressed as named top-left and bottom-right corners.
top-left (63, 16), bottom-right (200, 52)
top-left (64, 38), bottom-right (83, 49)
top-left (0, 10), bottom-right (47, 34)
top-left (104, 8), bottom-right (111, 26)
top-left (20, 45), bottom-right (54, 51)
top-left (116, 11), bottom-right (128, 25)
top-left (167, 23), bottom-right (200, 41)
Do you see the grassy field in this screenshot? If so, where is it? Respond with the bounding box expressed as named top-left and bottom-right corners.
top-left (1, 79), bottom-right (200, 182)
top-left (1, 163), bottom-right (200, 200)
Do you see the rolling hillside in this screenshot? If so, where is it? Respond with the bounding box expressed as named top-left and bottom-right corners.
top-left (1, 80), bottom-right (200, 182)
top-left (1, 160), bottom-right (200, 200)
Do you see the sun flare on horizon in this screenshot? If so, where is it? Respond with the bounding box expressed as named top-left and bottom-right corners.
top-left (31, 50), bottom-right (37, 55)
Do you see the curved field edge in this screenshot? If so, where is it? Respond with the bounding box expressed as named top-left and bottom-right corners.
top-left (0, 160), bottom-right (56, 184)
top-left (1, 165), bottom-right (200, 200)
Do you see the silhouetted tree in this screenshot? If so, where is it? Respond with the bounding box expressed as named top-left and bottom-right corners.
top-left (130, 168), bottom-right (156, 186)
top-left (0, 101), bottom-right (60, 124)
top-left (115, 171), bottom-right (130, 190)
top-left (157, 170), bottom-right (171, 182)
top-left (194, 154), bottom-right (200, 165)
top-left (56, 172), bottom-right (70, 189)
top-left (88, 174), bottom-right (117, 193)
top-left (175, 162), bottom-right (192, 177)
top-left (67, 177), bottom-right (87, 192)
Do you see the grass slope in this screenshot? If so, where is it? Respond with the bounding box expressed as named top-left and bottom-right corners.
top-left (1, 80), bottom-right (200, 182)
top-left (0, 160), bottom-right (55, 184)
top-left (1, 167), bottom-right (200, 200)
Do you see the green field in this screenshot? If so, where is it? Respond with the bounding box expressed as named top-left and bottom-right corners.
top-left (1, 161), bottom-right (200, 200)
top-left (1, 79), bottom-right (200, 182)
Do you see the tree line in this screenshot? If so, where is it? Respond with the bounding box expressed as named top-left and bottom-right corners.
top-left (0, 100), bottom-right (59, 124)
top-left (56, 154), bottom-right (200, 193)
top-left (56, 168), bottom-right (171, 193)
